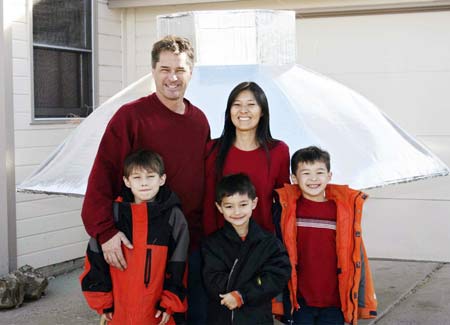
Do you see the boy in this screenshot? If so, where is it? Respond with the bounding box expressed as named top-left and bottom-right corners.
top-left (273, 146), bottom-right (377, 325)
top-left (201, 173), bottom-right (291, 325)
top-left (80, 149), bottom-right (189, 325)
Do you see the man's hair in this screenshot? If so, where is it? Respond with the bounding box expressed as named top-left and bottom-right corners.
top-left (215, 173), bottom-right (256, 203)
top-left (151, 35), bottom-right (195, 69)
top-left (123, 149), bottom-right (165, 177)
top-left (291, 146), bottom-right (331, 174)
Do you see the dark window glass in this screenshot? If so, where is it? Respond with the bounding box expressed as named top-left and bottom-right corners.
top-left (33, 0), bottom-right (92, 119)
top-left (34, 48), bottom-right (92, 118)
top-left (33, 0), bottom-right (91, 49)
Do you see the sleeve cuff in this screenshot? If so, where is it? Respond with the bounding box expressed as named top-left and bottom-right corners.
top-left (230, 291), bottom-right (244, 308)
top-left (97, 227), bottom-right (119, 245)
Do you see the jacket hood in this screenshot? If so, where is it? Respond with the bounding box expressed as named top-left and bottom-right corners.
top-left (276, 183), bottom-right (366, 203)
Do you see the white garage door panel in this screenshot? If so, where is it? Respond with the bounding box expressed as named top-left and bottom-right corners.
top-left (326, 71), bottom-right (450, 135)
top-left (363, 198), bottom-right (450, 261)
top-left (297, 11), bottom-right (450, 74)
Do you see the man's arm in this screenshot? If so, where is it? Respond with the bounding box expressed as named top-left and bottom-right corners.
top-left (81, 109), bottom-right (133, 269)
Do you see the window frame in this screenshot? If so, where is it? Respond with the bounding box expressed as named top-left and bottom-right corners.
top-left (29, 0), bottom-right (97, 124)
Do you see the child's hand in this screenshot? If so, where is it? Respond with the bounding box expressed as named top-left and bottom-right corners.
top-left (219, 292), bottom-right (239, 310)
top-left (155, 310), bottom-right (170, 325)
top-left (103, 312), bottom-right (113, 322)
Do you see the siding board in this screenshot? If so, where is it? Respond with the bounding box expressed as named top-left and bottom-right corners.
top-left (99, 65), bottom-right (123, 81)
top-left (98, 34), bottom-right (122, 50)
top-left (15, 146), bottom-right (56, 165)
top-left (17, 226), bottom-right (89, 256)
top-left (17, 241), bottom-right (87, 269)
top-left (17, 210), bottom-right (83, 238)
top-left (99, 49), bottom-right (122, 66)
top-left (16, 196), bottom-right (82, 220)
top-left (13, 76), bottom-right (30, 94)
top-left (15, 128), bottom-right (74, 148)
top-left (12, 58), bottom-right (29, 77)
top-left (13, 94), bottom-right (31, 112)
top-left (12, 39), bottom-right (28, 59)
top-left (99, 80), bottom-right (123, 97)
top-left (98, 19), bottom-right (122, 36)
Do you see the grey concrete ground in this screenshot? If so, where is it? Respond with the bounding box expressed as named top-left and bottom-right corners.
top-left (1, 259), bottom-right (449, 325)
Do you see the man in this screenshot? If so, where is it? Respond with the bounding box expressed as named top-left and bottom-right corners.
top-left (81, 36), bottom-right (210, 324)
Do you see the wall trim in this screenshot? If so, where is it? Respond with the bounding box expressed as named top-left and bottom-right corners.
top-left (108, 0), bottom-right (236, 9)
top-left (296, 2), bottom-right (450, 18)
top-left (108, 0), bottom-right (450, 13)
top-left (1, 0), bottom-right (18, 275)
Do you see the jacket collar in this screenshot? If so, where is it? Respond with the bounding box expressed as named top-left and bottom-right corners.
top-left (222, 218), bottom-right (265, 243)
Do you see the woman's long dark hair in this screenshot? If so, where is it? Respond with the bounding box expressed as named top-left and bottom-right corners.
top-left (212, 81), bottom-right (278, 177)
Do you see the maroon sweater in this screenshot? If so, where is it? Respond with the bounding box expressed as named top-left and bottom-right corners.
top-left (82, 93), bottom-right (210, 249)
top-left (296, 196), bottom-right (341, 308)
top-left (203, 140), bottom-right (290, 235)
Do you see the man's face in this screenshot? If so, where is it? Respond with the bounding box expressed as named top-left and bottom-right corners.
top-left (292, 161), bottom-right (332, 202)
top-left (123, 167), bottom-right (166, 204)
top-left (215, 193), bottom-right (258, 231)
top-left (152, 50), bottom-right (192, 104)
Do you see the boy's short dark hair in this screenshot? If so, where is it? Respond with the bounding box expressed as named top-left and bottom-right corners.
top-left (215, 173), bottom-right (256, 204)
top-left (291, 146), bottom-right (331, 174)
top-left (123, 149), bottom-right (165, 177)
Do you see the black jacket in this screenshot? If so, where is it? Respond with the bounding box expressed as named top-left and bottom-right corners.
top-left (201, 219), bottom-right (291, 325)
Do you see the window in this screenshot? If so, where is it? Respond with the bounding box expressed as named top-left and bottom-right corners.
top-left (32, 0), bottom-right (93, 119)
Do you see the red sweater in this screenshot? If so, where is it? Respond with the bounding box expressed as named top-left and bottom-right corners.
top-left (203, 140), bottom-right (290, 235)
top-left (81, 93), bottom-right (210, 249)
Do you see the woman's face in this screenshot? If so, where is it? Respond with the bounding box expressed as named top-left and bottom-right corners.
top-left (230, 89), bottom-right (262, 133)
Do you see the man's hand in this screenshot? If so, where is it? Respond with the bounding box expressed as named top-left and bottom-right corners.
top-left (219, 292), bottom-right (239, 310)
top-left (155, 310), bottom-right (170, 325)
top-left (101, 231), bottom-right (133, 271)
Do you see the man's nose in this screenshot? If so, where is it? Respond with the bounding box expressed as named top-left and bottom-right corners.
top-left (168, 72), bottom-right (178, 81)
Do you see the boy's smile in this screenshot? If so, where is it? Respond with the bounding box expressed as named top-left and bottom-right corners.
top-left (292, 161), bottom-right (332, 202)
top-left (216, 193), bottom-right (258, 235)
top-left (123, 167), bottom-right (166, 204)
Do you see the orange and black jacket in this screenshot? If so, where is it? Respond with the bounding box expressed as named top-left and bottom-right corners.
top-left (80, 185), bottom-right (189, 324)
top-left (273, 184), bottom-right (377, 325)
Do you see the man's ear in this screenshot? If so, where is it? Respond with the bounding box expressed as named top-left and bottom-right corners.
top-left (328, 171), bottom-right (333, 182)
top-left (160, 174), bottom-right (167, 186)
top-left (123, 176), bottom-right (131, 188)
top-left (215, 202), bottom-right (223, 214)
top-left (291, 174), bottom-right (299, 184)
top-left (251, 197), bottom-right (258, 210)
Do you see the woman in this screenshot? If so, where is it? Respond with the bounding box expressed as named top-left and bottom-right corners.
top-left (203, 81), bottom-right (290, 235)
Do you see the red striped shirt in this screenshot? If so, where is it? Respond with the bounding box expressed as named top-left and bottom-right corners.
top-left (296, 196), bottom-right (341, 307)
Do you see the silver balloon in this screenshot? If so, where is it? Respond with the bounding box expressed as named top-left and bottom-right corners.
top-left (17, 63), bottom-right (449, 196)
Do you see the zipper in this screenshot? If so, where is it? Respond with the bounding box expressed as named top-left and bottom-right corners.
top-left (227, 258), bottom-right (239, 324)
top-left (144, 249), bottom-right (152, 287)
top-left (349, 192), bottom-right (363, 324)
